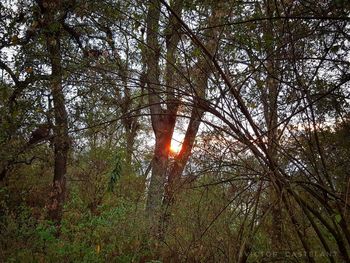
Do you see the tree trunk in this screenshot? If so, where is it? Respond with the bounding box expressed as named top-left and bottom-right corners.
top-left (42, 1), bottom-right (70, 225)
top-left (164, 1), bottom-right (224, 204)
top-left (260, 1), bottom-right (283, 251)
top-left (144, 0), bottom-right (173, 225)
top-left (145, 0), bottom-right (223, 237)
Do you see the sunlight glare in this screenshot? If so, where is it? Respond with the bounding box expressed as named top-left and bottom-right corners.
top-left (170, 133), bottom-right (183, 154)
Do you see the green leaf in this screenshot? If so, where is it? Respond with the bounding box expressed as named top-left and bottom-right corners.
top-left (108, 151), bottom-right (122, 192)
top-left (334, 214), bottom-right (342, 223)
top-left (193, 47), bottom-right (201, 58)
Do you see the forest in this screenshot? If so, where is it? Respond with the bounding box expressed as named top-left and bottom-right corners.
top-left (0, 0), bottom-right (349, 262)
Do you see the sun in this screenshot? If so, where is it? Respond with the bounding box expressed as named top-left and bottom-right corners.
top-left (170, 140), bottom-right (182, 154)
top-left (170, 133), bottom-right (183, 155)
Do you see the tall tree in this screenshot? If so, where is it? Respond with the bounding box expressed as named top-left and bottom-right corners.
top-left (144, 0), bottom-right (182, 226)
top-left (144, 0), bottom-right (226, 235)
top-left (39, 0), bottom-right (70, 224)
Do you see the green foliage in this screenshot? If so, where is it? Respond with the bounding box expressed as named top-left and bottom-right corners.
top-left (0, 187), bottom-right (151, 262)
top-left (1, 0), bottom-right (350, 262)
top-left (108, 151), bottom-right (123, 192)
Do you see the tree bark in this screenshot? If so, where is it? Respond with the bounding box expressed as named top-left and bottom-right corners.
top-left (41, 0), bottom-right (70, 225)
top-left (143, 2), bottom-right (178, 235)
top-left (145, 1), bottom-right (223, 238)
top-left (164, 1), bottom-right (224, 204)
top-left (260, 0), bottom-right (283, 251)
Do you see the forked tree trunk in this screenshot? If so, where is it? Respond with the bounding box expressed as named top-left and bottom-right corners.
top-left (164, 1), bottom-right (224, 205)
top-left (144, 0), bottom-right (184, 227)
top-left (145, 0), bottom-right (223, 237)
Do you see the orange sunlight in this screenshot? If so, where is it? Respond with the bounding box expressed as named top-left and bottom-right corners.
top-left (170, 135), bottom-right (183, 155)
top-left (170, 140), bottom-right (182, 154)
